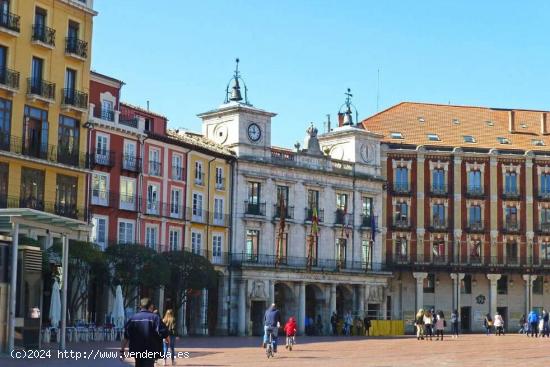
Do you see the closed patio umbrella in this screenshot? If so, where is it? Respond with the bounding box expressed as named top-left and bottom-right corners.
top-left (49, 280), bottom-right (61, 328)
top-left (112, 285), bottom-right (125, 328)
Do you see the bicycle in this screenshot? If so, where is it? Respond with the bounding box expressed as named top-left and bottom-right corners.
top-left (265, 328), bottom-right (275, 358)
top-left (286, 335), bottom-right (295, 351)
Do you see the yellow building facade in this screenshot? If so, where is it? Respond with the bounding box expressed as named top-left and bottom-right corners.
top-left (0, 0), bottom-right (96, 220)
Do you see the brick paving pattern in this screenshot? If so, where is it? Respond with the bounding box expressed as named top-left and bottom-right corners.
top-left (2, 334), bottom-right (550, 366)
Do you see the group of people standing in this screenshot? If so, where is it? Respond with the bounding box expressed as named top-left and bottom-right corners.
top-left (415, 309), bottom-right (459, 340)
top-left (483, 312), bottom-right (506, 336)
top-left (520, 309), bottom-right (550, 337)
top-left (330, 311), bottom-right (372, 336)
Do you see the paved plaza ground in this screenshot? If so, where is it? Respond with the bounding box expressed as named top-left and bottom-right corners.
top-left (2, 334), bottom-right (550, 366)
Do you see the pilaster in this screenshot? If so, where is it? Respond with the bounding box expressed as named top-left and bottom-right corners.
top-left (413, 272), bottom-right (428, 311)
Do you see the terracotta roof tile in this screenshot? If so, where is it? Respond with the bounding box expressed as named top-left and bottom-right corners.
top-left (166, 129), bottom-right (234, 157)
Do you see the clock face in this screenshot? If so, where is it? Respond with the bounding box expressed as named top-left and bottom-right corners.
top-left (247, 123), bottom-right (262, 142)
top-left (360, 144), bottom-right (371, 163)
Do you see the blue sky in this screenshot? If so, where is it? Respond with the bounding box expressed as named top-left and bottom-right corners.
top-left (92, 0), bottom-right (550, 147)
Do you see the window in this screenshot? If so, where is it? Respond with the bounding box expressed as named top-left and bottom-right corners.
top-left (214, 198), bottom-right (224, 224)
top-left (20, 168), bottom-right (45, 210)
top-left (541, 208), bottom-right (550, 226)
top-left (64, 68), bottom-right (76, 103)
top-left (0, 162), bottom-right (7, 207)
top-left (216, 167), bottom-right (224, 188)
top-left (123, 140), bottom-right (137, 170)
top-left (23, 105), bottom-right (48, 159)
top-left (533, 139), bottom-right (545, 146)
top-left (0, 45), bottom-right (6, 85)
top-left (55, 174), bottom-right (77, 218)
top-left (432, 204), bottom-right (445, 227)
top-left (246, 182), bottom-right (262, 214)
top-left (432, 169), bottom-right (445, 192)
top-left (542, 174), bottom-right (550, 195)
top-left (497, 137), bottom-right (510, 144)
top-left (149, 148), bottom-right (160, 176)
top-left (506, 241), bottom-right (518, 263)
top-left (91, 216), bottom-right (107, 250)
top-left (427, 133), bottom-right (440, 141)
top-left (505, 206), bottom-right (518, 228)
top-left (395, 202), bottom-right (408, 224)
top-left (147, 184), bottom-right (159, 214)
top-left (0, 97), bottom-right (11, 150)
top-left (533, 277), bottom-right (543, 295)
top-left (101, 99), bottom-right (114, 121)
top-left (504, 172), bottom-right (518, 194)
top-left (95, 134), bottom-right (109, 163)
top-left (144, 118), bottom-right (153, 132)
top-left (432, 240), bottom-right (445, 261)
top-left (395, 166), bottom-right (409, 191)
top-left (470, 240), bottom-right (482, 260)
top-left (469, 205), bottom-right (482, 228)
top-left (119, 177), bottom-right (136, 210)
top-left (30, 57), bottom-right (43, 94)
top-left (192, 193), bottom-right (203, 219)
top-left (461, 275), bottom-right (472, 294)
top-left (390, 132), bottom-right (403, 139)
top-left (118, 220), bottom-right (134, 244)
top-left (195, 161), bottom-right (203, 184)
top-left (396, 237), bottom-right (408, 260)
top-left (191, 232), bottom-right (202, 254)
top-left (245, 230), bottom-right (259, 261)
top-left (170, 188), bottom-right (182, 217)
top-left (452, 118), bottom-right (460, 125)
top-left (423, 274), bottom-right (435, 293)
top-left (212, 234), bottom-right (223, 260)
top-left (336, 193), bottom-right (348, 211)
top-left (91, 173), bottom-right (108, 206)
top-left (336, 238), bottom-right (347, 267)
top-left (362, 197), bottom-right (373, 226)
top-left (541, 242), bottom-right (550, 263)
top-left (172, 154), bottom-right (182, 180)
top-left (57, 115), bottom-right (80, 165)
top-left (67, 20), bottom-right (79, 44)
top-left (497, 275), bottom-right (508, 295)
top-left (276, 185), bottom-right (289, 217)
top-left (276, 233), bottom-right (288, 262)
top-left (463, 135), bottom-right (476, 143)
top-left (486, 120), bottom-right (494, 127)
top-left (467, 170), bottom-right (482, 193)
top-left (169, 229), bottom-right (180, 251)
top-left (361, 239), bottom-right (371, 269)
top-left (145, 226), bottom-right (158, 250)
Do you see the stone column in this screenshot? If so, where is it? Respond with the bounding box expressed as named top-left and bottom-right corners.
top-left (453, 153), bottom-right (462, 262)
top-left (158, 286), bottom-right (165, 314)
top-left (238, 279), bottom-right (247, 336)
top-left (450, 273), bottom-right (465, 312)
top-left (329, 284), bottom-right (336, 315)
top-left (358, 285), bottom-right (365, 317)
top-left (523, 274), bottom-right (537, 316)
top-left (298, 282), bottom-right (306, 335)
top-left (413, 272), bottom-right (428, 311)
top-left (487, 274), bottom-right (501, 318)
top-left (269, 280), bottom-right (275, 305)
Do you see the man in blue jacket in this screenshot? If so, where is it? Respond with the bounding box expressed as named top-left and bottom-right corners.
top-left (263, 303), bottom-right (281, 352)
top-left (120, 297), bottom-right (169, 367)
top-left (528, 309), bottom-right (539, 338)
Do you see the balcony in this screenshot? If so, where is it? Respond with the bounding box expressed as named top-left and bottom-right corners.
top-left (392, 219), bottom-right (410, 230)
top-left (432, 255), bottom-right (448, 264)
top-left (61, 88), bottom-right (88, 112)
top-left (148, 161), bottom-right (162, 176)
top-left (122, 155), bottom-right (141, 173)
top-left (244, 201), bottom-right (266, 216)
top-left (65, 37), bottom-right (88, 59)
top-left (26, 78), bottom-right (55, 103)
top-left (145, 200), bottom-right (161, 216)
top-left (465, 186), bottom-right (485, 199)
top-left (335, 209), bottom-right (352, 225)
top-left (386, 255), bottom-right (535, 273)
top-left (119, 193), bottom-right (137, 212)
top-left (501, 190), bottom-right (521, 200)
top-left (273, 205), bottom-right (294, 220)
top-left (96, 108), bottom-right (115, 122)
top-left (305, 207), bottom-right (324, 223)
top-left (429, 218), bottom-right (448, 232)
top-left (0, 12), bottom-right (20, 35)
top-left (31, 25), bottom-right (55, 48)
top-left (215, 177), bottom-right (225, 190)
top-left (119, 112), bottom-right (139, 128)
top-left (210, 211), bottom-right (230, 227)
top-left (466, 221), bottom-right (485, 233)
top-left (194, 172), bottom-right (204, 186)
top-left (90, 150), bottom-right (115, 168)
top-left (0, 68), bottom-right (20, 92)
top-left (168, 203), bottom-right (185, 220)
top-left (502, 220), bottom-right (520, 234)
top-left (391, 183), bottom-right (411, 196)
top-left (172, 165), bottom-right (184, 181)
top-left (360, 214), bottom-right (375, 228)
top-left (538, 222), bottom-right (550, 234)
top-left (430, 184), bottom-right (448, 197)
top-left (90, 190), bottom-right (111, 207)
top-left (189, 208), bottom-right (207, 223)
top-left (9, 196), bottom-right (86, 221)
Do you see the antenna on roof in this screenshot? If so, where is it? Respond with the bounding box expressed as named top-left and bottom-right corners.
top-left (376, 68), bottom-right (380, 112)
top-left (147, 100), bottom-right (150, 111)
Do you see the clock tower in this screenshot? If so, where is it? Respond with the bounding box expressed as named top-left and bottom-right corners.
top-left (198, 59), bottom-right (277, 158)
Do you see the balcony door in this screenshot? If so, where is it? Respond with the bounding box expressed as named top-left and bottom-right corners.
top-left (31, 57), bottom-right (43, 93)
top-left (336, 238), bottom-right (347, 268)
top-left (147, 184), bottom-right (159, 214)
top-left (0, 98), bottom-right (11, 150)
top-left (0, 162), bottom-right (7, 207)
top-left (56, 174), bottom-right (77, 218)
top-left (64, 68), bottom-right (76, 103)
top-left (20, 167), bottom-right (44, 210)
top-left (95, 134), bottom-right (108, 163)
top-left (0, 46), bottom-right (6, 85)
top-left (23, 108), bottom-right (49, 159)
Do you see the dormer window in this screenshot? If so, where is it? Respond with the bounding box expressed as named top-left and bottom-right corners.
top-left (145, 118), bottom-right (153, 132)
top-left (486, 120), bottom-right (494, 127)
top-left (533, 139), bottom-right (545, 146)
top-left (418, 117), bottom-right (425, 123)
top-left (452, 118), bottom-right (460, 125)
top-left (497, 137), bottom-right (510, 144)
top-left (427, 133), bottom-right (440, 142)
top-left (390, 132), bottom-right (403, 139)
top-left (520, 123), bottom-right (528, 129)
top-left (463, 135), bottom-right (476, 143)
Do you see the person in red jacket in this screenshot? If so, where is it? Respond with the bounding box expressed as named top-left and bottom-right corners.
top-left (284, 317), bottom-right (297, 350)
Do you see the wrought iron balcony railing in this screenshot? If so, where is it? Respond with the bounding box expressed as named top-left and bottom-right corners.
top-left (502, 220), bottom-right (520, 233)
top-left (391, 183), bottom-right (411, 195)
top-left (0, 68), bottom-right (19, 90)
top-left (429, 219), bottom-right (447, 231)
top-left (148, 161), bottom-right (162, 176)
top-left (466, 221), bottom-right (484, 233)
top-left (0, 12), bottom-right (20, 33)
top-left (392, 219), bottom-right (410, 230)
top-left (65, 37), bottom-right (88, 58)
top-left (335, 209), bottom-right (352, 225)
top-left (95, 108), bottom-right (115, 122)
top-left (122, 155), bottom-right (141, 173)
top-left (194, 172), bottom-right (204, 185)
top-left (539, 222), bottom-right (550, 234)
top-left (502, 190), bottom-right (521, 200)
top-left (32, 24), bottom-right (55, 46)
top-left (118, 112), bottom-right (139, 128)
top-left (90, 150), bottom-right (115, 168)
top-left (209, 211), bottom-right (230, 227)
top-left (430, 184), bottom-right (448, 196)
top-left (305, 207), bottom-right (324, 223)
top-left (0, 196), bottom-right (87, 221)
top-left (61, 88), bottom-right (88, 110)
top-left (172, 165), bottom-right (184, 180)
top-left (361, 214), bottom-right (376, 228)
top-left (465, 186), bottom-right (485, 198)
top-left (27, 78), bottom-right (55, 101)
top-left (273, 205), bottom-right (294, 219)
top-left (215, 177), bottom-right (225, 190)
top-left (244, 201), bottom-right (266, 216)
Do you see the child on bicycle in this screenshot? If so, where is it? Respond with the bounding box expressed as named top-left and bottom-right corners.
top-left (284, 317), bottom-right (297, 350)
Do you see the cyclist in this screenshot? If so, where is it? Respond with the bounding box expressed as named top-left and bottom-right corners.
top-left (284, 316), bottom-right (297, 350)
top-left (263, 303), bottom-right (281, 353)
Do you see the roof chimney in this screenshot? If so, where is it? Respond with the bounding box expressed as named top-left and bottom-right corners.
top-left (338, 112), bottom-right (344, 127)
top-left (541, 113), bottom-right (548, 135)
top-left (508, 110), bottom-right (515, 133)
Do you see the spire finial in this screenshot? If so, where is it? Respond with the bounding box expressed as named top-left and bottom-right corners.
top-left (340, 88), bottom-right (358, 126)
top-left (225, 57), bottom-right (250, 104)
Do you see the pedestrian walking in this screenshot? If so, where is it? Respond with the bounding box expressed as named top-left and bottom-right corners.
top-left (162, 309), bottom-right (177, 366)
top-left (494, 312), bottom-right (504, 336)
top-left (435, 311), bottom-right (445, 340)
top-left (364, 316), bottom-right (371, 336)
top-left (450, 310), bottom-right (459, 338)
top-left (415, 309), bottom-right (425, 340)
top-left (423, 310), bottom-right (433, 341)
top-left (528, 309), bottom-right (539, 337)
top-left (344, 311), bottom-right (353, 336)
top-left (120, 298), bottom-right (169, 367)
top-left (542, 310), bottom-right (549, 337)
top-left (316, 314), bottom-right (323, 336)
top-left (483, 313), bottom-right (493, 336)
top-left (284, 316), bottom-right (297, 350)
top-left (331, 312), bottom-right (337, 336)
top-left (518, 314), bottom-right (526, 334)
